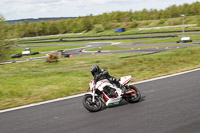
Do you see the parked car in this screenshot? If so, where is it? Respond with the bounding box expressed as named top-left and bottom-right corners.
top-left (177, 37), bottom-right (192, 43)
top-left (22, 48), bottom-right (31, 55)
top-left (11, 54), bottom-right (22, 58)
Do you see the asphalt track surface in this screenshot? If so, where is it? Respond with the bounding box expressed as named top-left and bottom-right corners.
top-left (0, 69), bottom-right (200, 133)
top-left (9, 42), bottom-right (195, 63)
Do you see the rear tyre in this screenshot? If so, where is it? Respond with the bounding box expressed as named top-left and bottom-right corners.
top-left (83, 95), bottom-right (102, 112)
top-left (125, 85), bottom-right (141, 103)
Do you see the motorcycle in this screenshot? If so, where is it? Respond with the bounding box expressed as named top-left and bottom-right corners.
top-left (83, 75), bottom-right (141, 112)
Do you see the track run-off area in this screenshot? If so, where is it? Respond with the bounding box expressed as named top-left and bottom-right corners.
top-left (6, 40), bottom-right (199, 63)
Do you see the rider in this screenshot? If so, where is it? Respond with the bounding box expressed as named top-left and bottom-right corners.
top-left (90, 65), bottom-right (125, 97)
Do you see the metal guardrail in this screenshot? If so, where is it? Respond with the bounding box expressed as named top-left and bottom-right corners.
top-left (19, 34), bottom-right (178, 44)
top-left (17, 30), bottom-right (200, 44)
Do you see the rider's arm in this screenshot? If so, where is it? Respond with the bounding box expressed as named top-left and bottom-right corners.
top-left (101, 69), bottom-right (117, 82)
top-left (101, 69), bottom-right (110, 78)
top-left (94, 73), bottom-right (102, 83)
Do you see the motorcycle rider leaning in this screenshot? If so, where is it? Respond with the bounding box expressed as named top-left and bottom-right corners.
top-left (90, 65), bottom-right (125, 97)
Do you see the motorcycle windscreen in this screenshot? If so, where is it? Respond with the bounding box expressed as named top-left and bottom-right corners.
top-left (119, 76), bottom-right (132, 85)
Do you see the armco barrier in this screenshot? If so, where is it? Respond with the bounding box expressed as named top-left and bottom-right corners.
top-left (19, 34), bottom-right (178, 44)
top-left (18, 30), bottom-right (200, 44)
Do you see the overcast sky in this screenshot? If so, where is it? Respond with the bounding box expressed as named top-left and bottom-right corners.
top-left (0, 0), bottom-right (199, 20)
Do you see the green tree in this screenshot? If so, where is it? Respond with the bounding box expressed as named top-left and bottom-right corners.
top-left (129, 20), bottom-right (138, 28)
top-left (57, 20), bottom-right (66, 34)
top-left (0, 14), bottom-right (13, 62)
top-left (68, 18), bottom-right (83, 33)
top-left (2, 1), bottom-right (200, 38)
top-left (46, 21), bottom-right (59, 35)
top-left (197, 16), bottom-right (200, 27)
top-left (14, 23), bottom-right (25, 37)
top-left (80, 17), bottom-right (93, 32)
top-left (38, 21), bottom-right (47, 36)
top-left (65, 19), bottom-right (73, 33)
top-left (94, 24), bottom-right (104, 33)
top-left (101, 13), bottom-right (112, 30)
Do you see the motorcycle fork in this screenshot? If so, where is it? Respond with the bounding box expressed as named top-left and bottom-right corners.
top-left (92, 89), bottom-right (95, 103)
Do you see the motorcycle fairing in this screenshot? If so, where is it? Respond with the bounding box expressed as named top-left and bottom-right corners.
top-left (88, 76), bottom-right (132, 107)
top-left (89, 80), bottom-right (95, 91)
top-left (106, 97), bottom-right (121, 106)
top-left (119, 76), bottom-right (132, 85)
top-left (95, 79), bottom-right (112, 91)
top-left (103, 91), bottom-right (122, 106)
top-left (95, 79), bottom-right (123, 106)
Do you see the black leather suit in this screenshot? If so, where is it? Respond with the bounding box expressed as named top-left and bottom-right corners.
top-left (93, 69), bottom-right (119, 98)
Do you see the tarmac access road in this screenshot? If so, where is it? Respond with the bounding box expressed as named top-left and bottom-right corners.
top-left (6, 42), bottom-right (196, 64)
top-left (0, 69), bottom-right (200, 133)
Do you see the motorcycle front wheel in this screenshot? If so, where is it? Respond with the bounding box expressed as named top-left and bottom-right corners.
top-left (125, 85), bottom-right (141, 103)
top-left (83, 95), bottom-right (102, 112)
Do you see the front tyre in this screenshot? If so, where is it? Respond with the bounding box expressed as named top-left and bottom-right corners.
top-left (125, 85), bottom-right (141, 103)
top-left (83, 95), bottom-right (102, 112)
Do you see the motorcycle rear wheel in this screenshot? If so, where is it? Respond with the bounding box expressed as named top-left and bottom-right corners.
top-left (125, 85), bottom-right (141, 103)
top-left (83, 95), bottom-right (102, 112)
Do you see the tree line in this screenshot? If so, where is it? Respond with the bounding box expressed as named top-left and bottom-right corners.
top-left (0, 15), bottom-right (13, 62)
top-left (1, 1), bottom-right (200, 61)
top-left (2, 1), bottom-right (200, 39)
top-left (4, 1), bottom-right (200, 38)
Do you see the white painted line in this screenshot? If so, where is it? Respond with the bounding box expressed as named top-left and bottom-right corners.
top-left (130, 68), bottom-right (200, 85)
top-left (0, 93), bottom-right (87, 114)
top-left (0, 68), bottom-right (199, 113)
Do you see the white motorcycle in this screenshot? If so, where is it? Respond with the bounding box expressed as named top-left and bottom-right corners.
top-left (83, 75), bottom-right (141, 112)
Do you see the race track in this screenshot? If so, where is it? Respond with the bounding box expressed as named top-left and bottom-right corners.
top-left (9, 41), bottom-right (196, 63)
top-left (0, 69), bottom-right (200, 133)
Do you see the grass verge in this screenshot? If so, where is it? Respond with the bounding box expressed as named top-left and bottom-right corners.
top-left (86, 43), bottom-right (193, 51)
top-left (11, 45), bottom-right (85, 59)
top-left (0, 46), bottom-right (200, 110)
top-left (86, 34), bottom-right (200, 51)
top-left (13, 45), bottom-right (85, 53)
top-left (142, 34), bottom-right (200, 44)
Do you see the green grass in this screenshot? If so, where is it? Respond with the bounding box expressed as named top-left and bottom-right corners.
top-left (0, 45), bottom-right (200, 110)
top-left (17, 41), bottom-right (89, 46)
top-left (17, 53), bottom-right (47, 60)
top-left (18, 31), bottom-right (197, 43)
top-left (11, 45), bottom-right (85, 56)
top-left (86, 43), bottom-right (193, 51)
top-left (10, 45), bottom-right (85, 60)
top-left (143, 34), bottom-right (200, 44)
top-left (86, 34), bottom-right (200, 51)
